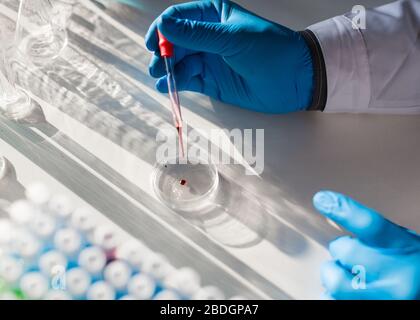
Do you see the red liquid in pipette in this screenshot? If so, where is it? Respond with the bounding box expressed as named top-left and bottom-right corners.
top-left (176, 125), bottom-right (185, 158)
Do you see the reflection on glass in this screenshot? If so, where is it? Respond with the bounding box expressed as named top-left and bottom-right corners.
top-left (0, 156), bottom-right (9, 182)
top-left (0, 25), bottom-right (31, 121)
top-left (152, 157), bottom-right (219, 213)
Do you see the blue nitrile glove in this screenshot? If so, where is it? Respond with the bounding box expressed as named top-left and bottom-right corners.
top-left (145, 0), bottom-right (314, 113)
top-left (313, 191), bottom-right (420, 300)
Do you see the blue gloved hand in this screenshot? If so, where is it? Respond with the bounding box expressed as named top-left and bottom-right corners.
top-left (145, 0), bottom-right (314, 113)
top-left (313, 191), bottom-right (420, 300)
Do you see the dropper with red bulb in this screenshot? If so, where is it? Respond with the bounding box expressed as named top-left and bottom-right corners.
top-left (157, 30), bottom-right (185, 158)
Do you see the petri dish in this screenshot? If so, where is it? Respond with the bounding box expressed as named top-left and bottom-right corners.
top-left (152, 158), bottom-right (219, 213)
top-left (19, 30), bottom-right (68, 66)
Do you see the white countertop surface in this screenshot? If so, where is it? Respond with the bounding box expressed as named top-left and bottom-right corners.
top-left (0, 0), bottom-right (418, 300)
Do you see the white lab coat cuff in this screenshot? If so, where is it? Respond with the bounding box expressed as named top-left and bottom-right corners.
top-left (308, 16), bottom-right (371, 113)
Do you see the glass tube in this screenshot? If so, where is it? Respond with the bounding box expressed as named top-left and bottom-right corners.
top-left (0, 156), bottom-right (9, 183)
top-left (0, 24), bottom-right (31, 120)
top-left (15, 0), bottom-right (76, 65)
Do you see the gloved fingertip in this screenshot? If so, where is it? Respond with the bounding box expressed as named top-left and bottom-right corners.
top-left (328, 236), bottom-right (354, 261)
top-left (149, 65), bottom-right (156, 78)
top-left (320, 261), bottom-right (344, 294)
top-left (157, 15), bottom-right (180, 37)
top-left (149, 57), bottom-right (165, 78)
top-left (313, 191), bottom-right (340, 216)
top-left (160, 13), bottom-right (176, 23)
top-left (145, 36), bottom-right (157, 52)
top-left (156, 78), bottom-right (169, 93)
top-left (145, 22), bottom-right (159, 52)
top-left (320, 261), bottom-right (334, 286)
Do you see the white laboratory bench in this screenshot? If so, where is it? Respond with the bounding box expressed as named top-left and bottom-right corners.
top-left (0, 0), bottom-right (418, 300)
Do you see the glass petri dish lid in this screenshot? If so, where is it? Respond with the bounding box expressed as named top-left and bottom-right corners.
top-left (152, 158), bottom-right (219, 213)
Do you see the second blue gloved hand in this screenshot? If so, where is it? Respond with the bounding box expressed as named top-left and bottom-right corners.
top-left (313, 191), bottom-right (420, 300)
top-left (145, 0), bottom-right (314, 113)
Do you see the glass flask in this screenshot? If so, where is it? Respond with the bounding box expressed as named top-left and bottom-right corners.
top-left (15, 0), bottom-right (76, 65)
top-left (0, 24), bottom-right (31, 120)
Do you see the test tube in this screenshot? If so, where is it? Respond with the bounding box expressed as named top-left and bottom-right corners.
top-left (0, 219), bottom-right (14, 247)
top-left (70, 207), bottom-right (96, 235)
top-left (0, 255), bottom-right (25, 287)
top-left (44, 290), bottom-right (72, 300)
top-left (0, 291), bottom-right (20, 300)
top-left (48, 194), bottom-right (73, 221)
top-left (127, 274), bottom-right (156, 300)
top-left (153, 290), bottom-right (181, 301)
top-left (38, 250), bottom-right (68, 276)
top-left (8, 200), bottom-right (37, 225)
top-left (86, 281), bottom-right (116, 300)
top-left (164, 267), bottom-right (201, 298)
top-left (11, 228), bottom-right (41, 264)
top-left (92, 225), bottom-right (120, 253)
top-left (30, 213), bottom-right (57, 242)
top-left (65, 267), bottom-right (91, 299)
top-left (192, 286), bottom-right (225, 300)
top-left (19, 272), bottom-right (49, 300)
top-left (53, 228), bottom-right (83, 261)
top-left (77, 246), bottom-right (107, 280)
top-left (114, 240), bottom-right (151, 271)
top-left (141, 253), bottom-right (175, 281)
top-left (25, 183), bottom-right (51, 207)
top-left (103, 260), bottom-right (132, 292)
top-left (119, 295), bottom-right (136, 300)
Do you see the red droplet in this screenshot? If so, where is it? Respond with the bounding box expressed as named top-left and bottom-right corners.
top-left (180, 179), bottom-right (187, 186)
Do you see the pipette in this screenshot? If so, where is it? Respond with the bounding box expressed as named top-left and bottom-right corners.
top-left (157, 30), bottom-right (185, 158)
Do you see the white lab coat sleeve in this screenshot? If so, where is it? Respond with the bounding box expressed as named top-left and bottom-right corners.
top-left (308, 0), bottom-right (420, 114)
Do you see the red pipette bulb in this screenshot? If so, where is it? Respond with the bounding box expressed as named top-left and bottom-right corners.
top-left (158, 30), bottom-right (174, 58)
